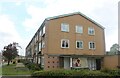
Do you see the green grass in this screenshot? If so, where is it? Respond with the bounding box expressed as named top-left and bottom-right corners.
top-left (0, 66), bottom-right (2, 75)
top-left (2, 64), bottom-right (32, 76)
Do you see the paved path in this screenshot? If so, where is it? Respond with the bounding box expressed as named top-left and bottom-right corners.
top-left (15, 63), bottom-right (25, 68)
top-left (15, 63), bottom-right (30, 73)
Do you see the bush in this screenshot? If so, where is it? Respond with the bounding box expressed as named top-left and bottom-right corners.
top-left (101, 68), bottom-right (120, 76)
top-left (21, 60), bottom-right (43, 71)
top-left (32, 69), bottom-right (111, 77)
top-left (32, 69), bottom-right (73, 76)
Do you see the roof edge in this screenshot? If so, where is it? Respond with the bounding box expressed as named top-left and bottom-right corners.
top-left (46, 12), bottom-right (105, 29)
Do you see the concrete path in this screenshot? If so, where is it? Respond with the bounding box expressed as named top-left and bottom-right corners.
top-left (15, 63), bottom-right (30, 72)
top-left (15, 63), bottom-right (25, 68)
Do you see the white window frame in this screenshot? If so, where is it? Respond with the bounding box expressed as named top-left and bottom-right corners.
top-left (39, 42), bottom-right (41, 51)
top-left (61, 23), bottom-right (69, 32)
top-left (39, 31), bottom-right (41, 36)
top-left (42, 41), bottom-right (45, 48)
top-left (76, 25), bottom-right (83, 34)
top-left (43, 26), bottom-right (45, 35)
top-left (61, 39), bottom-right (69, 48)
top-left (76, 41), bottom-right (83, 49)
top-left (89, 41), bottom-right (95, 49)
top-left (88, 27), bottom-right (95, 35)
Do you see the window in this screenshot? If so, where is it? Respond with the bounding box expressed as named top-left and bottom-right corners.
top-left (39, 31), bottom-right (41, 36)
top-left (43, 26), bottom-right (45, 34)
top-left (61, 23), bottom-right (69, 32)
top-left (76, 25), bottom-right (83, 33)
top-left (42, 41), bottom-right (45, 48)
top-left (35, 46), bottom-right (37, 51)
top-left (61, 39), bottom-right (69, 48)
top-left (53, 61), bottom-right (54, 63)
top-left (88, 27), bottom-right (95, 35)
top-left (76, 41), bottom-right (83, 49)
top-left (89, 42), bottom-right (95, 49)
top-left (39, 42), bottom-right (41, 51)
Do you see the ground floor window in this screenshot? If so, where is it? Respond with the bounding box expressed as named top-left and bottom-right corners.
top-left (72, 58), bottom-right (88, 68)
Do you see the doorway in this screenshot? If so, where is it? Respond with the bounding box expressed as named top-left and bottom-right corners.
top-left (96, 59), bottom-right (101, 70)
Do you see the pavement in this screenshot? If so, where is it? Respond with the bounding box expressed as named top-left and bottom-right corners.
top-left (15, 63), bottom-right (25, 68)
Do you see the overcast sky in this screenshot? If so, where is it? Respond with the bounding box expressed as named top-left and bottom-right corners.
top-left (0, 0), bottom-right (119, 56)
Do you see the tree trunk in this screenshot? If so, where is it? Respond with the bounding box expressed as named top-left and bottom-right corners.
top-left (7, 60), bottom-right (10, 65)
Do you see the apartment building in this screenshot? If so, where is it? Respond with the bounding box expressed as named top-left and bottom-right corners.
top-left (26, 12), bottom-right (105, 70)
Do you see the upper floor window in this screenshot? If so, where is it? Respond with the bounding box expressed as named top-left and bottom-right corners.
top-left (43, 26), bottom-right (45, 35)
top-left (76, 41), bottom-right (83, 49)
top-left (76, 25), bottom-right (83, 33)
top-left (39, 42), bottom-right (41, 51)
top-left (39, 31), bottom-right (41, 36)
top-left (89, 41), bottom-right (95, 49)
top-left (88, 27), bottom-right (95, 35)
top-left (61, 23), bottom-right (69, 32)
top-left (61, 39), bottom-right (69, 48)
top-left (42, 41), bottom-right (45, 48)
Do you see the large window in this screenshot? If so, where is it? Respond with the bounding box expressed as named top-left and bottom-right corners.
top-left (39, 42), bottom-right (41, 51)
top-left (42, 26), bottom-right (46, 36)
top-left (61, 23), bottom-right (69, 32)
top-left (76, 25), bottom-right (83, 33)
top-left (42, 41), bottom-right (45, 48)
top-left (39, 31), bottom-right (41, 36)
top-left (89, 42), bottom-right (95, 49)
top-left (88, 27), bottom-right (95, 35)
top-left (61, 39), bottom-right (69, 48)
top-left (76, 41), bottom-right (83, 49)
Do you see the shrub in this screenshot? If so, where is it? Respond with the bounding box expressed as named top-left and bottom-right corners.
top-left (100, 68), bottom-right (111, 73)
top-left (32, 69), bottom-right (111, 77)
top-left (22, 60), bottom-right (43, 71)
top-left (101, 68), bottom-right (120, 76)
top-left (32, 69), bottom-right (73, 76)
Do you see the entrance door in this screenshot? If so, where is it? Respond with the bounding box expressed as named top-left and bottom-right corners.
top-left (64, 57), bottom-right (70, 69)
top-left (96, 59), bottom-right (101, 70)
top-left (88, 58), bottom-right (96, 70)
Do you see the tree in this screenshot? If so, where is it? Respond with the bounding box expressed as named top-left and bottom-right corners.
top-left (110, 43), bottom-right (120, 55)
top-left (2, 42), bottom-right (21, 65)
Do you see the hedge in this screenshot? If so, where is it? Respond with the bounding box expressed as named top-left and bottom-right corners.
top-left (32, 69), bottom-right (112, 77)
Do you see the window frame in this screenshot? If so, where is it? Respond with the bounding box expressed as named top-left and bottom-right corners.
top-left (89, 41), bottom-right (96, 49)
top-left (42, 41), bottom-right (45, 48)
top-left (76, 41), bottom-right (83, 49)
top-left (39, 42), bottom-right (42, 51)
top-left (88, 27), bottom-right (95, 35)
top-left (39, 30), bottom-right (41, 36)
top-left (61, 23), bottom-right (69, 32)
top-left (61, 39), bottom-right (69, 48)
top-left (43, 26), bottom-right (45, 34)
top-left (76, 25), bottom-right (83, 34)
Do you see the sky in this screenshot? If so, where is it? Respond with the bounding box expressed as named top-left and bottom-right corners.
top-left (0, 0), bottom-right (119, 56)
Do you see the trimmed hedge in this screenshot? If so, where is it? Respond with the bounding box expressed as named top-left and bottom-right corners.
top-left (32, 69), bottom-right (111, 76)
top-left (101, 68), bottom-right (120, 76)
top-left (32, 69), bottom-right (73, 76)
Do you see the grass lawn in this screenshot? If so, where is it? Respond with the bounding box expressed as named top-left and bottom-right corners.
top-left (2, 64), bottom-right (32, 76)
top-left (0, 66), bottom-right (2, 75)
